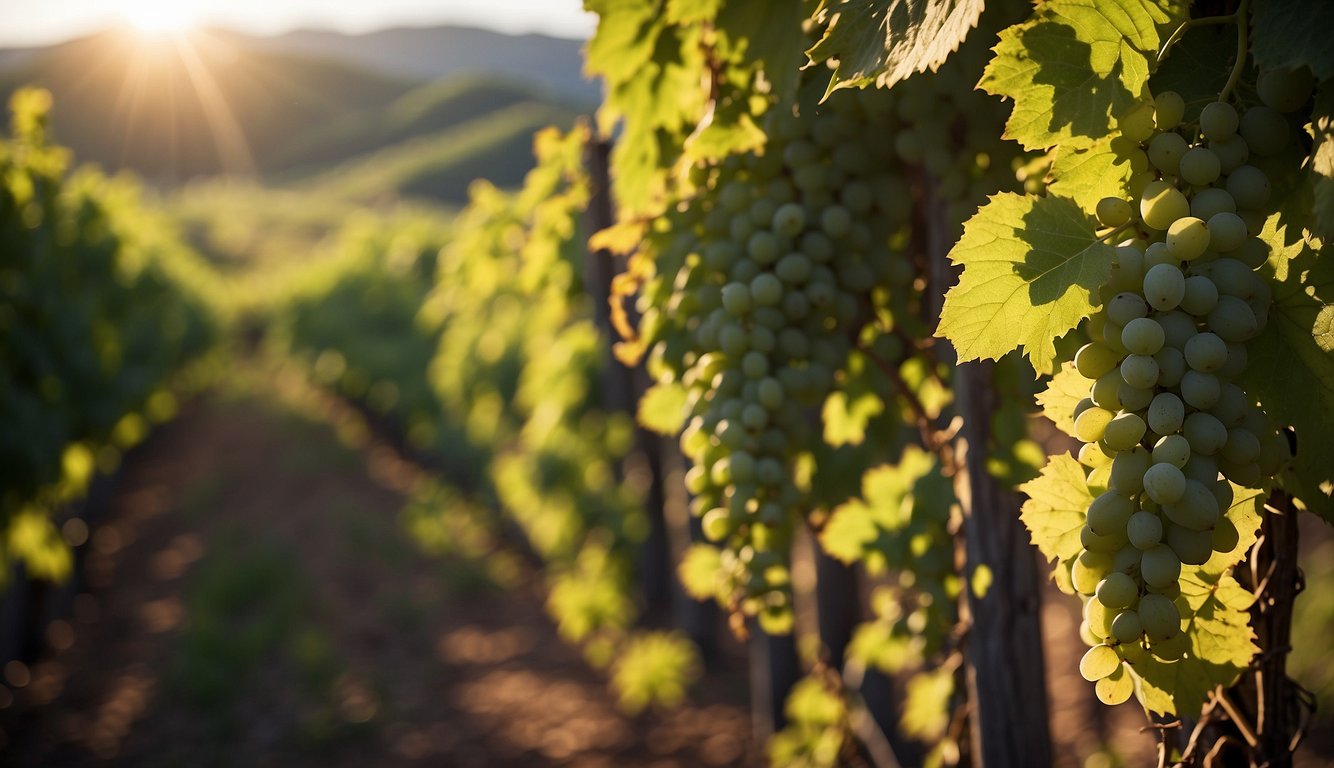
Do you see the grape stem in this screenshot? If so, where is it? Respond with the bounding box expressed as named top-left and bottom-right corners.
top-left (1218, 0), bottom-right (1251, 103)
top-left (1156, 9), bottom-right (1240, 67)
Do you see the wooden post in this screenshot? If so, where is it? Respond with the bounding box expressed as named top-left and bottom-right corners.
top-left (814, 543), bottom-right (859, 671)
top-left (750, 622), bottom-right (801, 744)
top-left (953, 360), bottom-right (1053, 767)
top-left (582, 133), bottom-right (673, 615)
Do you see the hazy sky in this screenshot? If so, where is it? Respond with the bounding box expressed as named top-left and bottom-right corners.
top-left (0, 0), bottom-right (596, 46)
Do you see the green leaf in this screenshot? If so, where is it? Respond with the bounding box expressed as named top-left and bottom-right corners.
top-left (1241, 218), bottom-right (1334, 522)
top-left (1035, 361), bottom-right (1089, 438)
top-left (666, 0), bottom-right (724, 24)
top-left (936, 193), bottom-right (1118, 375)
top-left (980, 0), bottom-right (1184, 151)
top-left (1018, 453), bottom-right (1092, 566)
top-left (1311, 84), bottom-right (1334, 243)
top-left (637, 380), bottom-right (689, 435)
top-left (678, 544), bottom-right (724, 601)
top-left (715, 0), bottom-right (810, 110)
top-left (1127, 483), bottom-right (1263, 716)
top-left (807, 0), bottom-right (986, 95)
top-left (1250, 0), bottom-right (1334, 81)
top-left (1046, 135), bottom-right (1139, 210)
top-left (821, 389), bottom-right (885, 447)
top-left (901, 667), bottom-right (955, 740)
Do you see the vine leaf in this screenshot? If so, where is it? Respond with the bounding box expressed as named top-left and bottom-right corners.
top-left (1250, 0), bottom-right (1334, 81)
top-left (677, 544), bottom-right (725, 601)
top-left (980, 0), bottom-right (1184, 151)
top-left (1127, 484), bottom-right (1262, 716)
top-left (936, 193), bottom-right (1117, 375)
top-left (1241, 218), bottom-right (1334, 522)
top-left (1311, 84), bottom-right (1334, 243)
top-left (819, 446), bottom-right (951, 574)
top-left (1035, 361), bottom-right (1089, 438)
top-left (1018, 453), bottom-right (1091, 567)
top-left (1046, 135), bottom-right (1139, 211)
top-left (806, 0), bottom-right (985, 96)
top-left (637, 380), bottom-right (688, 436)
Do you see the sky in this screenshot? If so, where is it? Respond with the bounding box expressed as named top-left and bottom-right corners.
top-left (0, 0), bottom-right (597, 47)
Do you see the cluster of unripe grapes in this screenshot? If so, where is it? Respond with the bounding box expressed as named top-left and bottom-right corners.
top-left (1070, 76), bottom-right (1308, 697)
top-left (637, 87), bottom-right (919, 632)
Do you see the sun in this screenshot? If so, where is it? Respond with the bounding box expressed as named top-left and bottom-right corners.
top-left (119, 0), bottom-right (198, 36)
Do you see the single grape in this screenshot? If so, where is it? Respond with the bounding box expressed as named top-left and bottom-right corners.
top-left (1154, 91), bottom-right (1186, 130)
top-left (1179, 147), bottom-right (1221, 186)
top-left (1148, 133), bottom-right (1188, 175)
top-left (1119, 101), bottom-right (1157, 142)
top-left (1221, 427), bottom-right (1261, 465)
top-left (1091, 371), bottom-right (1124, 409)
top-left (1097, 571), bottom-right (1139, 611)
top-left (1163, 479), bottom-right (1220, 531)
top-left (1143, 263), bottom-right (1186, 311)
top-left (1079, 645), bottom-right (1122, 682)
top-left (1153, 346), bottom-right (1187, 388)
top-left (1184, 411), bottom-right (1228, 455)
top-left (1140, 544), bottom-right (1183, 588)
top-left (1209, 136), bottom-right (1250, 174)
top-left (1088, 491), bottom-right (1136, 536)
top-left (1147, 392), bottom-right (1185, 435)
top-left (1239, 105), bottom-right (1289, 157)
top-left (1205, 212), bottom-right (1247, 253)
top-left (1119, 354), bottom-right (1160, 389)
top-left (1200, 101), bottom-right (1239, 141)
top-left (1075, 342), bottom-right (1121, 379)
top-left (1180, 274), bottom-right (1220, 316)
top-left (1106, 292), bottom-right (1148, 326)
top-left (1208, 295), bottom-right (1259, 342)
top-left (1143, 462), bottom-right (1187, 504)
top-left (1127, 510), bottom-right (1164, 550)
top-left (1140, 181), bottom-right (1190, 230)
top-left (1181, 370), bottom-right (1222, 409)
top-left (1138, 593), bottom-right (1181, 641)
top-left (1166, 216), bottom-right (1210, 261)
top-left (1152, 434), bottom-right (1191, 468)
top-left (1121, 317), bottom-right (1165, 355)
top-left (1104, 411), bottom-right (1148, 451)
top-left (1191, 187), bottom-right (1238, 220)
top-left (1225, 165), bottom-right (1271, 211)
top-left (1257, 67), bottom-right (1314, 113)
top-left (1097, 197), bottom-right (1133, 227)
top-left (1108, 447), bottom-right (1151, 493)
top-left (1073, 550), bottom-right (1116, 595)
top-left (1183, 332), bottom-right (1227, 372)
top-left (1167, 523), bottom-right (1215, 565)
top-left (1075, 406), bottom-right (1116, 443)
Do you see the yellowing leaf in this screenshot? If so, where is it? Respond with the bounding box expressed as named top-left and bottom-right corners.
top-left (1035, 361), bottom-right (1088, 437)
top-left (637, 380), bottom-right (688, 435)
top-left (936, 193), bottom-right (1117, 375)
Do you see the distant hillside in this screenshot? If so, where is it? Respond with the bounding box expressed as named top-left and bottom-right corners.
top-left (304, 102), bottom-right (578, 206)
top-left (0, 28), bottom-right (418, 181)
top-left (243, 25), bottom-right (597, 104)
top-left (269, 74), bottom-right (589, 175)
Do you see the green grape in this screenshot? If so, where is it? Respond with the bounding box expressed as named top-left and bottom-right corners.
top-left (1147, 392), bottom-right (1185, 435)
top-left (1143, 242), bottom-right (1176, 269)
top-left (1097, 197), bottom-right (1133, 227)
top-left (1180, 370), bottom-right (1221, 409)
top-left (1109, 247), bottom-right (1146, 292)
top-left (1257, 67), bottom-right (1314, 113)
top-left (1140, 181), bottom-right (1190, 230)
top-left (1178, 147), bottom-right (1221, 186)
top-left (1073, 550), bottom-right (1116, 595)
top-left (771, 202), bottom-right (806, 237)
top-left (1075, 342), bottom-right (1121, 379)
top-left (702, 508), bottom-right (732, 542)
top-left (1200, 101), bottom-right (1239, 141)
top-left (775, 252), bottom-right (812, 284)
top-left (1153, 346), bottom-right (1186, 388)
top-left (1239, 106), bottom-right (1289, 157)
top-left (1118, 381), bottom-right (1154, 412)
top-left (1137, 593), bottom-right (1181, 641)
top-left (1184, 411), bottom-right (1228, 455)
top-left (1111, 610), bottom-right (1144, 644)
top-left (1148, 132), bottom-right (1189, 175)
top-left (1082, 523), bottom-right (1128, 552)
top-left (1208, 258), bottom-right (1257, 298)
top-left (1166, 524), bottom-right (1215, 566)
top-left (1214, 143), bottom-right (1252, 183)
top-left (1088, 491), bottom-right (1136, 536)
top-left (1180, 274), bottom-right (1220, 316)
top-left (1152, 434), bottom-right (1191, 468)
top-left (1104, 411), bottom-right (1147, 451)
top-left (1079, 645), bottom-right (1122, 682)
top-left (1108, 447), bottom-right (1151, 493)
top-left (1106, 292), bottom-right (1148, 326)
top-left (1191, 187), bottom-right (1238, 220)
top-left (1127, 510), bottom-right (1164, 550)
top-left (1119, 101), bottom-right (1157, 142)
top-left (1183, 452), bottom-right (1220, 484)
top-left (1151, 91), bottom-right (1186, 129)
top-left (1205, 212), bottom-right (1247, 253)
top-left (721, 282), bottom-right (752, 316)
top-left (1208, 295), bottom-right (1259, 342)
top-left (1143, 263), bottom-right (1185, 311)
top-left (1097, 571), bottom-right (1139, 610)
top-left (1184, 332), bottom-right (1227, 372)
top-left (1140, 545), bottom-right (1182, 588)
top-left (1210, 383), bottom-right (1248, 425)
top-left (1166, 216), bottom-right (1210, 261)
top-left (1157, 311), bottom-right (1197, 350)
top-left (749, 273), bottom-right (783, 307)
top-left (1143, 462), bottom-right (1186, 504)
top-left (1221, 427), bottom-right (1261, 465)
top-left (1225, 165), bottom-right (1271, 211)
top-left (1164, 479), bottom-right (1220, 531)
top-left (1120, 317), bottom-right (1164, 355)
top-left (747, 230), bottom-right (781, 264)
top-left (1119, 354), bottom-right (1160, 389)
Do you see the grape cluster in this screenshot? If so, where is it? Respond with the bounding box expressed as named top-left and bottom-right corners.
top-left (1069, 82), bottom-right (1306, 678)
top-left (637, 88), bottom-right (918, 632)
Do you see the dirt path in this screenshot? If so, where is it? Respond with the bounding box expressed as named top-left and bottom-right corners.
top-left (0, 394), bottom-right (754, 767)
